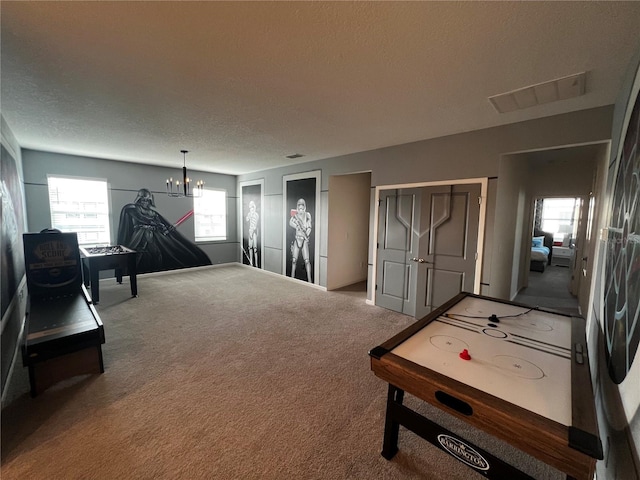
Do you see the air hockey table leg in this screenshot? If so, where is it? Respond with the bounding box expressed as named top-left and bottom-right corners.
top-left (381, 384), bottom-right (405, 459)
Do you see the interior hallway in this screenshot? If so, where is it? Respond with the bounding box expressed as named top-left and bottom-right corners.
top-left (514, 265), bottom-right (579, 316)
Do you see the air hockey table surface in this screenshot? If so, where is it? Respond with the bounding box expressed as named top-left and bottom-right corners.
top-left (369, 292), bottom-right (602, 480)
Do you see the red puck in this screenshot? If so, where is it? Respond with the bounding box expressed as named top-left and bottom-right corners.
top-left (459, 349), bottom-right (471, 360)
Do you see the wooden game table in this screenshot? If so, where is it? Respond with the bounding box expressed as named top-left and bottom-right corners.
top-left (23, 286), bottom-right (105, 397)
top-left (80, 245), bottom-right (137, 304)
top-left (369, 292), bottom-right (602, 480)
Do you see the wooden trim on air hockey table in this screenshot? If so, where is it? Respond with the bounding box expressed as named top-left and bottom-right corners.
top-left (369, 292), bottom-right (602, 480)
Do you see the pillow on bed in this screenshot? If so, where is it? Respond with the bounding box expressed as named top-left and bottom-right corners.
top-left (532, 236), bottom-right (545, 248)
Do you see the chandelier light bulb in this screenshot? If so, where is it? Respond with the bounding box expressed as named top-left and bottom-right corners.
top-left (165, 150), bottom-right (204, 198)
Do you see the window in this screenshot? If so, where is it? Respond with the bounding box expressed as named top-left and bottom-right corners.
top-left (47, 176), bottom-right (111, 246)
top-left (193, 188), bottom-right (226, 242)
top-left (540, 197), bottom-right (579, 245)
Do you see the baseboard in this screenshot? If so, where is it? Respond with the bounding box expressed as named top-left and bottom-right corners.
top-left (239, 263), bottom-right (327, 291)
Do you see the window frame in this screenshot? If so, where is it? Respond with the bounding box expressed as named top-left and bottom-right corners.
top-left (46, 174), bottom-right (112, 247)
top-left (540, 197), bottom-right (579, 243)
top-left (193, 187), bottom-right (227, 243)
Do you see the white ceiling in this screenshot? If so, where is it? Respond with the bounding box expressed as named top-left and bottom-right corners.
top-left (2, 1), bottom-right (640, 176)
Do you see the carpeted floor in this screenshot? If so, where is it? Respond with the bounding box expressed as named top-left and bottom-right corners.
top-left (514, 265), bottom-right (579, 315)
top-left (1, 265), bottom-right (563, 479)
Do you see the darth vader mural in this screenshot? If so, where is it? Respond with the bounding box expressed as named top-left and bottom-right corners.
top-left (117, 188), bottom-right (211, 274)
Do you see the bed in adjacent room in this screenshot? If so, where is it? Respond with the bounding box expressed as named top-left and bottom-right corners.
top-left (530, 229), bottom-right (553, 272)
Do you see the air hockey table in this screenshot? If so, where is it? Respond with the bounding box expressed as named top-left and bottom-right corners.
top-left (369, 292), bottom-right (602, 480)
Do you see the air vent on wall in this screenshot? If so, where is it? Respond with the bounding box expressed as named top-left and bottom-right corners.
top-left (489, 72), bottom-right (586, 114)
top-left (285, 153), bottom-right (305, 159)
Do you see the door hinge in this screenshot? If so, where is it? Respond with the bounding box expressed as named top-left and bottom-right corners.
top-left (475, 252), bottom-right (478, 261)
top-left (375, 284), bottom-right (378, 291)
top-left (478, 196), bottom-right (482, 205)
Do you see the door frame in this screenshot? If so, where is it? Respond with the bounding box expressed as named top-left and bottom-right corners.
top-left (527, 194), bottom-right (590, 303)
top-left (371, 177), bottom-right (488, 307)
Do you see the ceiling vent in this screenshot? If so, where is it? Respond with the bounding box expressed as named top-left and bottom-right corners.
top-left (285, 153), bottom-right (305, 159)
top-left (489, 72), bottom-right (586, 114)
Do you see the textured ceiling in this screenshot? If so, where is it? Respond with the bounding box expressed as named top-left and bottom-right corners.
top-left (2, 1), bottom-right (640, 175)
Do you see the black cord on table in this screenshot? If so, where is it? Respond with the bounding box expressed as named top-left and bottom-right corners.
top-left (443, 307), bottom-right (536, 321)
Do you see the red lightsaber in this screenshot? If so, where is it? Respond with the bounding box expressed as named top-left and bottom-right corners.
top-left (174, 210), bottom-right (193, 227)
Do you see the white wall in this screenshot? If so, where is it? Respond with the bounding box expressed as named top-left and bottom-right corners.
top-left (492, 153), bottom-right (530, 299)
top-left (327, 173), bottom-right (370, 290)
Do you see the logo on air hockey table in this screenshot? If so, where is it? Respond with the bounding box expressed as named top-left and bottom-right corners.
top-left (437, 434), bottom-right (490, 472)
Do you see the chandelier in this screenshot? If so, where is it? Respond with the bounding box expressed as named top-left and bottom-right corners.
top-left (166, 150), bottom-right (204, 197)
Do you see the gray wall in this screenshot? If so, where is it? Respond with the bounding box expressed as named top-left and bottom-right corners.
top-left (493, 152), bottom-right (530, 300)
top-left (238, 105), bottom-right (614, 298)
top-left (21, 149), bottom-right (238, 265)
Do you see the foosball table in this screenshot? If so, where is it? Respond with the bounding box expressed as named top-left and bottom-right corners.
top-left (79, 245), bottom-right (137, 304)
